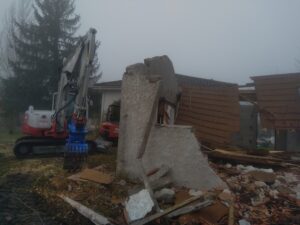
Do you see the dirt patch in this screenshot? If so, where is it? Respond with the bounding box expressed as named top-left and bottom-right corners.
top-left (0, 144), bottom-right (125, 224)
top-left (0, 172), bottom-right (93, 225)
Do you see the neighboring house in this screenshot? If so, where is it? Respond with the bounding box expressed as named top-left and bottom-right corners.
top-left (89, 80), bottom-right (122, 123)
top-left (175, 74), bottom-right (240, 148)
top-left (251, 73), bottom-right (300, 152)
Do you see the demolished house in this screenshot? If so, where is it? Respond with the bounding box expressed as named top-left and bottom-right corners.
top-left (117, 55), bottom-right (226, 190)
top-left (56, 56), bottom-right (300, 225)
top-left (252, 73), bottom-right (300, 152)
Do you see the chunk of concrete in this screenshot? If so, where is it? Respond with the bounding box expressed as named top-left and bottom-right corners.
top-left (144, 55), bottom-right (179, 104)
top-left (142, 125), bottom-right (227, 190)
top-left (117, 55), bottom-right (226, 190)
top-left (154, 188), bottom-right (175, 203)
top-left (125, 189), bottom-right (154, 222)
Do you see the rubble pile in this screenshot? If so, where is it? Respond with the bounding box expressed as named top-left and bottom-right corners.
top-left (211, 162), bottom-right (300, 225)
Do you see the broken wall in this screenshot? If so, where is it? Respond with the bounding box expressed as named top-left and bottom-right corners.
top-left (143, 125), bottom-right (226, 190)
top-left (117, 55), bottom-right (226, 190)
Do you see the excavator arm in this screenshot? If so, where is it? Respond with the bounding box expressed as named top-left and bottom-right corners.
top-left (54, 28), bottom-right (97, 170)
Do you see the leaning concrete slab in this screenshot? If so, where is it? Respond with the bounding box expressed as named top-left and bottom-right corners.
top-left (117, 55), bottom-right (226, 190)
top-left (142, 125), bottom-right (226, 190)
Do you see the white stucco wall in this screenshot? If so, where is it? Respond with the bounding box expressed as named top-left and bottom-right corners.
top-left (101, 90), bottom-right (121, 122)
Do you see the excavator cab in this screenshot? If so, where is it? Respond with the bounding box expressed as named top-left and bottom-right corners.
top-left (99, 102), bottom-right (120, 142)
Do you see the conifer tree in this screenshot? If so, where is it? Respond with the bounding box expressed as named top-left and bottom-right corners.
top-left (3, 0), bottom-right (81, 114)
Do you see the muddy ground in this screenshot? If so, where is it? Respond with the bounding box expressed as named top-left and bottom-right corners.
top-left (0, 135), bottom-right (128, 225)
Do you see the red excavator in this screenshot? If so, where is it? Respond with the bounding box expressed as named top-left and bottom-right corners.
top-left (99, 102), bottom-right (120, 143)
top-left (14, 28), bottom-right (98, 170)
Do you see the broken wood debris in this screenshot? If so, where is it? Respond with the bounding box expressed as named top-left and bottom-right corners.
top-left (67, 168), bottom-right (114, 184)
top-left (130, 194), bottom-right (204, 225)
top-left (79, 168), bottom-right (114, 184)
top-left (125, 189), bottom-right (155, 223)
top-left (59, 195), bottom-right (115, 225)
top-left (167, 199), bottom-right (212, 218)
top-left (207, 149), bottom-right (284, 166)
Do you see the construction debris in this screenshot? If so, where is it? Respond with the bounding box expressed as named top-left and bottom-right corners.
top-left (208, 149), bottom-right (284, 166)
top-left (125, 189), bottom-right (154, 222)
top-left (130, 194), bottom-right (204, 225)
top-left (167, 199), bottom-right (212, 218)
top-left (117, 55), bottom-right (226, 190)
top-left (59, 195), bottom-right (114, 225)
top-left (154, 188), bottom-right (175, 204)
top-left (211, 161), bottom-right (300, 224)
top-left (67, 167), bottom-right (114, 184)
top-left (239, 219), bottom-right (251, 225)
top-left (79, 168), bottom-right (114, 184)
top-left (3, 56), bottom-right (300, 225)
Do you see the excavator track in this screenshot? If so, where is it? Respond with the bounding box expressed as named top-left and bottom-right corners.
top-left (13, 136), bottom-right (96, 158)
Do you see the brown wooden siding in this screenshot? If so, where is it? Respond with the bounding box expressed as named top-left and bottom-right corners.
top-left (176, 85), bottom-right (240, 147)
top-left (252, 73), bottom-right (300, 129)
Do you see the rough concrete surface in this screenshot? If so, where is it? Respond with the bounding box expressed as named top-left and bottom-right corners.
top-left (143, 125), bottom-right (226, 190)
top-left (116, 62), bottom-right (161, 176)
top-left (144, 55), bottom-right (179, 104)
top-left (117, 55), bottom-right (226, 190)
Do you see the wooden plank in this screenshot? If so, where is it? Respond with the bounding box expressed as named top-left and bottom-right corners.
top-left (180, 96), bottom-right (239, 109)
top-left (182, 89), bottom-right (238, 98)
top-left (59, 195), bottom-right (114, 225)
top-left (252, 73), bottom-right (300, 81)
top-left (194, 131), bottom-right (231, 145)
top-left (207, 149), bottom-right (283, 166)
top-left (177, 106), bottom-right (239, 121)
top-left (254, 76), bottom-right (300, 85)
top-left (259, 106), bottom-right (300, 114)
top-left (177, 109), bottom-right (240, 127)
top-left (255, 82), bottom-right (300, 91)
top-left (179, 102), bottom-right (240, 115)
top-left (79, 169), bottom-right (114, 184)
top-left (274, 120), bottom-right (300, 128)
top-left (188, 85), bottom-right (238, 90)
top-left (257, 100), bottom-right (299, 108)
top-left (175, 119), bottom-right (233, 144)
top-left (167, 200), bottom-right (212, 218)
top-left (130, 195), bottom-right (204, 225)
top-left (177, 116), bottom-right (239, 135)
top-left (256, 90), bottom-right (298, 98)
top-left (181, 92), bottom-right (239, 103)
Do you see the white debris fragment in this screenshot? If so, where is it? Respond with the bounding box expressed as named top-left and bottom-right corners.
top-left (237, 165), bottom-right (273, 174)
top-left (251, 190), bottom-right (267, 206)
top-left (225, 163), bottom-right (232, 168)
top-left (254, 181), bottom-right (267, 188)
top-left (283, 173), bottom-right (298, 183)
top-left (125, 189), bottom-right (154, 222)
top-left (117, 179), bottom-right (127, 186)
top-left (154, 188), bottom-right (175, 203)
top-left (188, 189), bottom-right (203, 197)
top-left (269, 190), bottom-right (279, 199)
top-left (272, 180), bottom-right (282, 188)
top-left (239, 219), bottom-right (251, 225)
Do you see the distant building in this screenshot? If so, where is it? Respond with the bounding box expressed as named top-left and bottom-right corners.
top-left (251, 73), bottom-right (300, 152)
top-left (89, 80), bottom-right (121, 123)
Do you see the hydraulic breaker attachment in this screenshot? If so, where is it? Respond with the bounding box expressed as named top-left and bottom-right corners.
top-left (63, 119), bottom-right (88, 171)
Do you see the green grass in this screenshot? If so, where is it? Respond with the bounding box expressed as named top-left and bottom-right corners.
top-left (0, 131), bottom-right (22, 144)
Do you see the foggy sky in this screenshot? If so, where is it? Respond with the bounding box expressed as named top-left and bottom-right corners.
top-left (1, 0), bottom-right (300, 84)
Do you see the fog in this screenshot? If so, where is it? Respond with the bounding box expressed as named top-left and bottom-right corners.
top-left (2, 0), bottom-right (300, 84)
